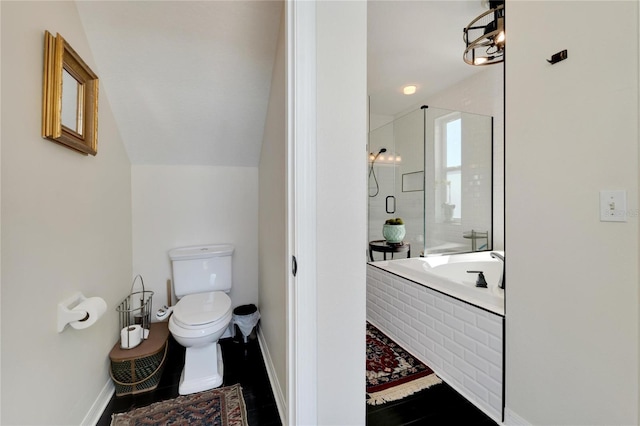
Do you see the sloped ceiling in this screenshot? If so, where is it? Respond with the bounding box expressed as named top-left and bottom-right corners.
top-left (76, 1), bottom-right (487, 166)
top-left (76, 1), bottom-right (283, 167)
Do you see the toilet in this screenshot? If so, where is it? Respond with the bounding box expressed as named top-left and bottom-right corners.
top-left (167, 244), bottom-right (234, 395)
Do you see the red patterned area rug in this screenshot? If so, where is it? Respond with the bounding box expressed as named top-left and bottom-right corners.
top-left (366, 322), bottom-right (442, 405)
top-left (110, 383), bottom-right (248, 426)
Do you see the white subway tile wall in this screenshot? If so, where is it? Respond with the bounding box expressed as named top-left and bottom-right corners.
top-left (367, 264), bottom-right (503, 422)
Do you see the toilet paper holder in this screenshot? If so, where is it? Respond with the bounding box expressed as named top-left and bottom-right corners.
top-left (116, 275), bottom-right (154, 341)
top-left (56, 292), bottom-right (94, 332)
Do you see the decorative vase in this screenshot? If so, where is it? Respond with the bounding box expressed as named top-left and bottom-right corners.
top-left (382, 224), bottom-right (406, 244)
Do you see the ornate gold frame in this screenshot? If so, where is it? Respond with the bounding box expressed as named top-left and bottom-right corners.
top-left (42, 31), bottom-right (99, 156)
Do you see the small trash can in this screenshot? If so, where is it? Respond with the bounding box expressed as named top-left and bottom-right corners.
top-left (232, 304), bottom-right (260, 343)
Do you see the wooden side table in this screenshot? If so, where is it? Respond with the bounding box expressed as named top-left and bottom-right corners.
top-left (109, 322), bottom-right (170, 396)
top-left (369, 240), bottom-right (411, 261)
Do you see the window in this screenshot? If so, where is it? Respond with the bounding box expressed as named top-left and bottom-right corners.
top-left (437, 113), bottom-right (462, 222)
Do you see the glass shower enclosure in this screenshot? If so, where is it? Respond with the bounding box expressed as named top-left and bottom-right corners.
top-left (368, 106), bottom-right (493, 259)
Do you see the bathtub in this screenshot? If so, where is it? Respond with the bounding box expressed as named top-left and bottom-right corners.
top-left (366, 252), bottom-right (505, 421)
top-left (369, 250), bottom-right (504, 316)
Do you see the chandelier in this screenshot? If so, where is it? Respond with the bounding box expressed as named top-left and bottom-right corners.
top-left (463, 0), bottom-right (505, 66)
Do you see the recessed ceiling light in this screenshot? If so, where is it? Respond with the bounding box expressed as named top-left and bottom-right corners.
top-left (403, 85), bottom-right (417, 95)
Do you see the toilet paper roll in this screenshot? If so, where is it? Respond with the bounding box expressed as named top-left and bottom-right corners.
top-left (69, 297), bottom-right (107, 330)
top-left (121, 324), bottom-right (143, 349)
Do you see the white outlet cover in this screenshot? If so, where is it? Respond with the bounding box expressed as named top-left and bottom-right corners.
top-left (600, 190), bottom-right (627, 222)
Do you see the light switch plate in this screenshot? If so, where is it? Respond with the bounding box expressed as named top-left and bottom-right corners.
top-left (600, 190), bottom-right (627, 222)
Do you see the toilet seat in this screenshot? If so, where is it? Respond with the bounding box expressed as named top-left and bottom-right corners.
top-left (172, 291), bottom-right (232, 329)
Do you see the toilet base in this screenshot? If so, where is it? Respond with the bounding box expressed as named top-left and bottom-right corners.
top-left (178, 342), bottom-right (224, 395)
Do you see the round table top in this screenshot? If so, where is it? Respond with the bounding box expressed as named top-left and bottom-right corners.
top-left (463, 231), bottom-right (488, 239)
top-left (369, 240), bottom-right (410, 252)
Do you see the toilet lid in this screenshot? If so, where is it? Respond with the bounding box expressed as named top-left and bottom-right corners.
top-left (173, 292), bottom-right (231, 326)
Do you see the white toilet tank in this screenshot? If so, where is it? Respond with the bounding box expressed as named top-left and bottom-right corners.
top-left (169, 244), bottom-right (234, 298)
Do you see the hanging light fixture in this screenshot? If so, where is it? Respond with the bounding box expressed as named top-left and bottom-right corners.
top-left (463, 0), bottom-right (505, 66)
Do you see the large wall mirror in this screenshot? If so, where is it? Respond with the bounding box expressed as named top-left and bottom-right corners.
top-left (367, 1), bottom-right (504, 259)
top-left (42, 31), bottom-right (99, 156)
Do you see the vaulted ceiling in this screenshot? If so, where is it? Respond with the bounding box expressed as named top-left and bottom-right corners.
top-left (76, 1), bottom-right (487, 167)
top-left (76, 1), bottom-right (283, 167)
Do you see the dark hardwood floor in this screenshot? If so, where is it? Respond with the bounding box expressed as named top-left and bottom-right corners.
top-left (367, 381), bottom-right (498, 426)
top-left (97, 332), bottom-right (282, 426)
top-left (98, 330), bottom-right (497, 426)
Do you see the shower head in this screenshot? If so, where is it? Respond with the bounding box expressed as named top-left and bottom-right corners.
top-left (369, 148), bottom-right (388, 197)
top-left (371, 148), bottom-right (388, 164)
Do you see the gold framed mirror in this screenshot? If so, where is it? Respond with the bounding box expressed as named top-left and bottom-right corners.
top-left (42, 31), bottom-right (99, 156)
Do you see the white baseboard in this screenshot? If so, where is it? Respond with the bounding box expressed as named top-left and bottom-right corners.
top-left (257, 326), bottom-right (287, 425)
top-left (82, 379), bottom-right (114, 426)
top-left (504, 407), bottom-right (531, 426)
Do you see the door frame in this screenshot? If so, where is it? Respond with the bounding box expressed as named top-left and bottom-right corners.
top-left (286, 1), bottom-right (318, 425)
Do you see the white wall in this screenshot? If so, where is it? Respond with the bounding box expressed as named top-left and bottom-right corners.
top-left (505, 1), bottom-right (639, 424)
top-left (1, 2), bottom-right (133, 424)
top-left (257, 7), bottom-right (287, 415)
top-left (0, 0), bottom-right (3, 418)
top-left (132, 165), bottom-right (258, 311)
top-left (316, 2), bottom-right (367, 424)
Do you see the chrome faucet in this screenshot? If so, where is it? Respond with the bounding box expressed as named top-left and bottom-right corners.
top-left (490, 252), bottom-right (505, 289)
